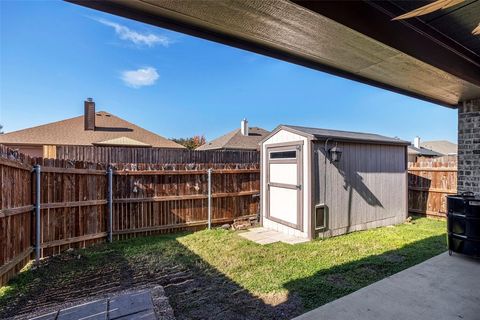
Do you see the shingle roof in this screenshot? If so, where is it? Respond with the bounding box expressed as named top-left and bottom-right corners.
top-left (407, 146), bottom-right (443, 157)
top-left (196, 127), bottom-right (269, 150)
top-left (273, 125), bottom-right (410, 146)
top-left (0, 111), bottom-right (185, 149)
top-left (420, 140), bottom-right (457, 155)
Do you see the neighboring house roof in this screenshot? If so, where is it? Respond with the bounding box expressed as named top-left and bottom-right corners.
top-left (0, 111), bottom-right (185, 149)
top-left (264, 125), bottom-right (410, 146)
top-left (197, 127), bottom-right (269, 150)
top-left (420, 140), bottom-right (457, 155)
top-left (407, 146), bottom-right (443, 157)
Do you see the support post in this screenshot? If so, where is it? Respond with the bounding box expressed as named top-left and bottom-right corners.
top-left (34, 165), bottom-right (41, 265)
top-left (107, 166), bottom-right (113, 242)
top-left (458, 99), bottom-right (480, 196)
top-left (207, 168), bottom-right (212, 229)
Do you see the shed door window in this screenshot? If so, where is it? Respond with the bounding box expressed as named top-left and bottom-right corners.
top-left (269, 150), bottom-right (296, 159)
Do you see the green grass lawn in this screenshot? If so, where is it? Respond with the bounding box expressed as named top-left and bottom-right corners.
top-left (0, 217), bottom-right (446, 319)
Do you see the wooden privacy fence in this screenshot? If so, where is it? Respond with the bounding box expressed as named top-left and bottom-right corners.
top-left (111, 162), bottom-right (259, 238)
top-left (408, 156), bottom-right (457, 218)
top-left (54, 145), bottom-right (260, 164)
top-left (0, 156), bottom-right (33, 286)
top-left (0, 148), bottom-right (260, 286)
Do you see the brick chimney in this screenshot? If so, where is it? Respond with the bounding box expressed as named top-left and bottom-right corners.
top-left (84, 98), bottom-right (95, 131)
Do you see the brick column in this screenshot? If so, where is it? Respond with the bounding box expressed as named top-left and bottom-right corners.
top-left (458, 98), bottom-right (480, 196)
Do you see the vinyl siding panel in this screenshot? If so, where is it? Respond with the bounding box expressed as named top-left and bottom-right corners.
top-left (313, 141), bottom-right (407, 238)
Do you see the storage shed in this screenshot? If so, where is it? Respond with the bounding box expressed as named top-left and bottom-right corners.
top-left (260, 125), bottom-right (410, 240)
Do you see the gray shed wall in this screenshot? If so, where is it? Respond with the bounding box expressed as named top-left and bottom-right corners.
top-left (312, 141), bottom-right (407, 238)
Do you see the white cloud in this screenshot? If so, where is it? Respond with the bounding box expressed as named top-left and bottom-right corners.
top-left (121, 67), bottom-right (159, 88)
top-left (95, 17), bottom-right (170, 47)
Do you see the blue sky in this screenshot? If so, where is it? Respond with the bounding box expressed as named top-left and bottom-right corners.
top-left (0, 0), bottom-right (457, 143)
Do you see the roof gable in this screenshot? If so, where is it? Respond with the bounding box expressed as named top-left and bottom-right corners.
top-left (93, 136), bottom-right (151, 147)
top-left (197, 127), bottom-right (269, 150)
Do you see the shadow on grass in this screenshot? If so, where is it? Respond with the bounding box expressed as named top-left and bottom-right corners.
top-left (0, 232), bottom-right (446, 320)
top-left (283, 234), bottom-right (446, 311)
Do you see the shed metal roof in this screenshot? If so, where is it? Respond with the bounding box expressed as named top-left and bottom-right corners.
top-left (267, 125), bottom-right (410, 146)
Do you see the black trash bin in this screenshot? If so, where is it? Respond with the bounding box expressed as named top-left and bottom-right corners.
top-left (447, 192), bottom-right (480, 257)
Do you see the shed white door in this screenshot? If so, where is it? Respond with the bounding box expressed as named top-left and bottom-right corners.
top-left (266, 143), bottom-right (303, 231)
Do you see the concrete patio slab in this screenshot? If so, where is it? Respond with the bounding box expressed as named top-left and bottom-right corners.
top-left (31, 287), bottom-right (174, 320)
top-left (109, 290), bottom-right (155, 320)
top-left (30, 312), bottom-right (58, 320)
top-left (58, 300), bottom-right (107, 320)
top-left (294, 252), bottom-right (480, 320)
top-left (239, 227), bottom-right (309, 245)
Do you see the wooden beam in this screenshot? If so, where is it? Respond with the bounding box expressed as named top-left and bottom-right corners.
top-left (292, 0), bottom-right (480, 90)
top-left (41, 167), bottom-right (106, 175)
top-left (408, 167), bottom-right (457, 172)
top-left (0, 157), bottom-right (32, 171)
top-left (113, 190), bottom-right (259, 203)
top-left (409, 208), bottom-right (446, 217)
top-left (113, 169), bottom-right (259, 176)
top-left (41, 232), bottom-right (108, 248)
top-left (40, 199), bottom-right (107, 209)
top-left (0, 247), bottom-right (33, 278)
top-left (113, 218), bottom-right (235, 235)
top-left (408, 187), bottom-right (457, 194)
top-left (67, 0), bottom-right (480, 107)
top-left (0, 205), bottom-right (34, 218)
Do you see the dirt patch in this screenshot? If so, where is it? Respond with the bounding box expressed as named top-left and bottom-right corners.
top-left (1, 249), bottom-right (134, 319)
top-left (1, 242), bottom-right (304, 320)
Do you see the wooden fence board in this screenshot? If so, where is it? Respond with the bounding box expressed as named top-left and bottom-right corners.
top-left (408, 156), bottom-right (457, 218)
top-left (55, 145), bottom-right (260, 164)
top-left (0, 144), bottom-right (260, 286)
top-left (0, 147), bottom-right (33, 286)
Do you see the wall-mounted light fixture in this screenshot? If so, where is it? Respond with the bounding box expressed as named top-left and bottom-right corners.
top-left (329, 145), bottom-right (342, 162)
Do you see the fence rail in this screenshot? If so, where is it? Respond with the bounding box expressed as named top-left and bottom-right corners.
top-left (408, 156), bottom-right (457, 218)
top-left (0, 145), bottom-right (260, 286)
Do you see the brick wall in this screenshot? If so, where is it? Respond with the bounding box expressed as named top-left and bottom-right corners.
top-left (458, 98), bottom-right (480, 196)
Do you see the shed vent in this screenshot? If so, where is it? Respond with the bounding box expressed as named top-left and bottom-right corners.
top-left (315, 204), bottom-right (327, 230)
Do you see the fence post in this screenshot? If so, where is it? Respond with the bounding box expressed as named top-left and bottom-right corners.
top-left (207, 168), bottom-right (212, 229)
top-left (34, 165), bottom-right (41, 265)
top-left (107, 166), bottom-right (113, 242)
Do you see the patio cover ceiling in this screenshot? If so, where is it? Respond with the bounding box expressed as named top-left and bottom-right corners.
top-left (70, 0), bottom-right (480, 108)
